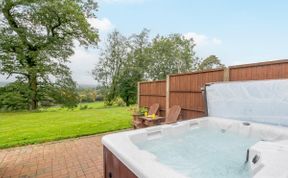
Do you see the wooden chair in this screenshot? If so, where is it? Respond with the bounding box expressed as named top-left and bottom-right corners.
top-left (147, 103), bottom-right (160, 115)
top-left (133, 103), bottom-right (160, 128)
top-left (142, 105), bottom-right (181, 127)
top-left (165, 105), bottom-right (181, 124)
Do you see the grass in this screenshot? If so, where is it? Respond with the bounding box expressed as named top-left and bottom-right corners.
top-left (0, 102), bottom-right (132, 149)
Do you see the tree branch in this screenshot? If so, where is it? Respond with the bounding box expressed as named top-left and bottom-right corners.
top-left (6, 71), bottom-right (29, 79)
top-left (2, 0), bottom-right (33, 49)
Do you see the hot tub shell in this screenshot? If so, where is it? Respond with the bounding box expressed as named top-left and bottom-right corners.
top-left (102, 117), bottom-right (288, 178)
top-left (103, 79), bottom-right (288, 178)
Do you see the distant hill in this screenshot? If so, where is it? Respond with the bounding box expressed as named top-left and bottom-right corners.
top-left (77, 84), bottom-right (99, 89)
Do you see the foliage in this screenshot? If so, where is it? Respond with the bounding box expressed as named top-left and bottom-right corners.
top-left (93, 29), bottom-right (225, 106)
top-left (118, 29), bottom-right (150, 106)
top-left (0, 81), bottom-right (31, 111)
top-left (93, 30), bottom-right (127, 105)
top-left (146, 34), bottom-right (199, 80)
top-left (0, 102), bottom-right (131, 149)
top-left (93, 29), bottom-right (150, 106)
top-left (47, 76), bottom-right (80, 108)
top-left (198, 55), bottom-right (224, 71)
top-left (126, 28), bottom-right (151, 80)
top-left (79, 104), bottom-right (88, 110)
top-left (128, 105), bottom-right (147, 115)
top-left (113, 97), bottom-right (126, 107)
top-left (0, 0), bottom-right (99, 110)
top-left (78, 88), bottom-right (98, 103)
top-left (0, 77), bottom-right (80, 110)
top-left (118, 70), bottom-right (138, 106)
top-left (95, 95), bottom-right (104, 101)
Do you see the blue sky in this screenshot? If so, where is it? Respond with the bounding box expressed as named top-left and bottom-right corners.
top-left (1, 0), bottom-right (288, 84)
top-left (98, 0), bottom-right (288, 63)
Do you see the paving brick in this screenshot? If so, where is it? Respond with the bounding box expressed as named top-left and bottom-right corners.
top-left (0, 135), bottom-right (106, 178)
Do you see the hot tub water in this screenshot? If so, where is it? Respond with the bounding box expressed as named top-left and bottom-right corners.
top-left (135, 127), bottom-right (260, 178)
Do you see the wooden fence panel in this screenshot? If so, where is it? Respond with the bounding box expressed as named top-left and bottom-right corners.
top-left (139, 80), bottom-right (166, 116)
top-left (138, 59), bottom-right (288, 121)
top-left (230, 60), bottom-right (288, 81)
top-left (169, 69), bottom-right (225, 119)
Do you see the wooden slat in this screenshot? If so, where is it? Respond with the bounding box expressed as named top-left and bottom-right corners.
top-left (169, 69), bottom-right (224, 119)
top-left (139, 59), bottom-right (288, 120)
top-left (170, 90), bottom-right (202, 93)
top-left (139, 80), bottom-right (167, 117)
top-left (181, 107), bottom-right (205, 112)
top-left (139, 94), bottom-right (166, 97)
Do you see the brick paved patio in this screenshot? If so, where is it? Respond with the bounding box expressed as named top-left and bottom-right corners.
top-left (0, 135), bottom-right (105, 178)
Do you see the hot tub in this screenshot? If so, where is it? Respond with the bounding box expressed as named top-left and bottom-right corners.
top-left (102, 117), bottom-right (288, 178)
top-left (102, 79), bottom-right (288, 178)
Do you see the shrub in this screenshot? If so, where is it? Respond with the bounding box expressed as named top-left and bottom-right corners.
top-left (95, 95), bottom-right (104, 101)
top-left (0, 82), bottom-right (30, 111)
top-left (113, 97), bottom-right (126, 107)
top-left (128, 105), bottom-right (147, 115)
top-left (79, 105), bottom-right (88, 110)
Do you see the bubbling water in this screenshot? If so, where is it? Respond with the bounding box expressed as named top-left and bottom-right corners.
top-left (135, 128), bottom-right (259, 178)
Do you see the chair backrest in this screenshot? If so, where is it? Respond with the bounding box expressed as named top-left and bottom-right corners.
top-left (165, 105), bottom-right (181, 124)
top-left (148, 103), bottom-right (160, 115)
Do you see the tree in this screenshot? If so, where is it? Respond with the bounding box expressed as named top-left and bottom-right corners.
top-left (127, 28), bottom-right (150, 80)
top-left (198, 55), bottom-right (224, 71)
top-left (0, 0), bottom-right (99, 110)
top-left (78, 88), bottom-right (98, 103)
top-left (0, 81), bottom-right (31, 111)
top-left (47, 76), bottom-right (80, 108)
top-left (93, 29), bottom-right (151, 106)
top-left (93, 29), bottom-right (225, 106)
top-left (146, 34), bottom-right (199, 80)
top-left (118, 69), bottom-right (138, 106)
top-left (92, 30), bottom-right (128, 105)
top-left (118, 29), bottom-right (150, 105)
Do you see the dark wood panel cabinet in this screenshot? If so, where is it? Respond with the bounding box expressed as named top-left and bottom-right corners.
top-left (104, 146), bottom-right (137, 178)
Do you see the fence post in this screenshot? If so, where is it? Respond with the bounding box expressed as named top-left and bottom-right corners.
top-left (166, 75), bottom-right (170, 117)
top-left (223, 67), bottom-right (230, 81)
top-left (137, 82), bottom-right (140, 109)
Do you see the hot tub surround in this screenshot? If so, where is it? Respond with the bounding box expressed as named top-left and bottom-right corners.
top-left (102, 117), bottom-right (288, 178)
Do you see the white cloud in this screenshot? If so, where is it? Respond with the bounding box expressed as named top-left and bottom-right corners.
top-left (88, 18), bottom-right (113, 32)
top-left (184, 32), bottom-right (222, 46)
top-left (68, 47), bottom-right (99, 85)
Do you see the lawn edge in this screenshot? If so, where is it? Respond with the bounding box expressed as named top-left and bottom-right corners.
top-left (0, 127), bottom-right (132, 150)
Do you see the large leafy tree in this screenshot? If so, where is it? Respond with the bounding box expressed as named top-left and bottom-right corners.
top-left (93, 29), bottom-right (150, 106)
top-left (198, 55), bottom-right (224, 71)
top-left (126, 28), bottom-right (150, 80)
top-left (92, 30), bottom-right (128, 105)
top-left (146, 34), bottom-right (199, 80)
top-left (0, 0), bottom-right (99, 110)
top-left (93, 30), bottom-right (225, 106)
top-left (118, 29), bottom-right (150, 105)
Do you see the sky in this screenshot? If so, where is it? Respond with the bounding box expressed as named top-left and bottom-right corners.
top-left (1, 0), bottom-right (288, 85)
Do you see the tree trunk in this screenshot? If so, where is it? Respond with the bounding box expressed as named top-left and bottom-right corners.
top-left (29, 73), bottom-right (38, 110)
top-left (126, 96), bottom-right (129, 106)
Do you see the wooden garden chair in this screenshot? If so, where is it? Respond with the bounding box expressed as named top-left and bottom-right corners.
top-left (147, 103), bottom-right (160, 116)
top-left (133, 103), bottom-right (160, 128)
top-left (165, 105), bottom-right (182, 124)
top-left (142, 105), bottom-right (182, 127)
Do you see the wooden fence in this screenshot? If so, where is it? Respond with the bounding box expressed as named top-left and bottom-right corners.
top-left (138, 80), bottom-right (166, 116)
top-left (138, 59), bottom-right (288, 119)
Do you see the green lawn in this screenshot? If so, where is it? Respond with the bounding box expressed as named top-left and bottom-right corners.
top-left (0, 102), bottom-right (132, 149)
